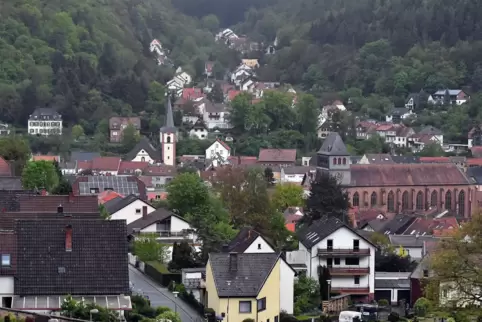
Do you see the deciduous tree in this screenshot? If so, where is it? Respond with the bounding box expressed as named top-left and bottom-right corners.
top-left (21, 160), bottom-right (59, 192)
top-left (271, 183), bottom-right (304, 211)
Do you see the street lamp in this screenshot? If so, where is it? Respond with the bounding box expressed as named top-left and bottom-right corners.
top-left (90, 308), bottom-right (99, 321)
top-left (172, 291), bottom-right (179, 314)
top-left (327, 279), bottom-right (331, 301)
top-left (226, 281), bottom-right (231, 322)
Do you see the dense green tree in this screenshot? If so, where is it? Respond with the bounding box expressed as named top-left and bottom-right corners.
top-left (0, 136), bottom-right (31, 175)
top-left (417, 143), bottom-right (446, 157)
top-left (122, 124), bottom-right (140, 151)
top-left (71, 124), bottom-right (84, 140)
top-left (271, 184), bottom-right (304, 211)
top-left (166, 173), bottom-right (210, 217)
top-left (294, 273), bottom-right (320, 316)
top-left (22, 160), bottom-right (59, 192)
top-left (207, 83), bottom-right (224, 103)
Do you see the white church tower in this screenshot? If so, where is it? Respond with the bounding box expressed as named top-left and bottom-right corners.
top-left (160, 96), bottom-right (176, 166)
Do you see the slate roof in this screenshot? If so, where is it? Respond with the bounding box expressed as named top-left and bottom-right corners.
top-left (126, 208), bottom-right (178, 235)
top-left (104, 194), bottom-right (147, 215)
top-left (375, 279), bottom-right (410, 289)
top-left (160, 96), bottom-right (176, 133)
top-left (419, 125), bottom-right (443, 136)
top-left (389, 235), bottom-right (438, 248)
top-left (209, 253), bottom-right (280, 297)
top-left (70, 151), bottom-right (100, 162)
top-left (18, 195), bottom-right (99, 213)
top-left (363, 154), bottom-right (394, 164)
top-left (467, 166), bottom-right (482, 184)
top-left (0, 177), bottom-right (22, 190)
top-left (0, 212), bottom-right (101, 230)
top-left (258, 149), bottom-right (296, 163)
top-left (381, 214), bottom-right (416, 234)
top-left (350, 164), bottom-right (470, 187)
top-left (0, 231), bottom-right (16, 276)
top-left (318, 133), bottom-right (349, 156)
top-left (228, 228), bottom-right (263, 253)
top-left (125, 137), bottom-right (161, 162)
top-left (433, 89), bottom-right (462, 96)
top-left (0, 190), bottom-right (37, 211)
top-left (15, 219), bottom-right (130, 296)
top-left (29, 108), bottom-right (61, 119)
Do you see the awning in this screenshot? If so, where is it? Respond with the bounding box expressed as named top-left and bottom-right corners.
top-left (13, 295), bottom-right (132, 311)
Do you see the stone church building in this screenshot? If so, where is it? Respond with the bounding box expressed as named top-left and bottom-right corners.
top-left (314, 133), bottom-right (476, 217)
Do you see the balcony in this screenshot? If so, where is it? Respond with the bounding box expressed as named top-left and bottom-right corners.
top-left (331, 286), bottom-right (370, 294)
top-left (183, 278), bottom-right (206, 289)
top-left (318, 248), bottom-right (371, 257)
top-left (328, 267), bottom-right (370, 275)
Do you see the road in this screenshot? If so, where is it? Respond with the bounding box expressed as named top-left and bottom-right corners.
top-left (129, 265), bottom-right (204, 322)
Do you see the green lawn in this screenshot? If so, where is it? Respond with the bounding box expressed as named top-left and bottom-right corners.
top-left (147, 261), bottom-right (170, 273)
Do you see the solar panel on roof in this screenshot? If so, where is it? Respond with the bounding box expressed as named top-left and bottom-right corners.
top-left (79, 176), bottom-right (139, 196)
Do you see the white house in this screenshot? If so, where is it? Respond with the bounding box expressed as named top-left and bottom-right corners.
top-left (285, 216), bottom-right (377, 301)
top-left (226, 228), bottom-right (295, 314)
top-left (189, 120), bottom-right (209, 140)
top-left (126, 137), bottom-right (160, 164)
top-left (0, 231), bottom-right (14, 308)
top-left (167, 68), bottom-right (192, 97)
top-left (104, 194), bottom-right (156, 224)
top-left (28, 108), bottom-right (62, 136)
top-left (202, 101), bottom-right (231, 129)
top-left (319, 100), bottom-right (346, 126)
top-left (280, 166), bottom-right (315, 184)
top-left (205, 139), bottom-right (231, 166)
top-left (215, 28), bottom-right (238, 42)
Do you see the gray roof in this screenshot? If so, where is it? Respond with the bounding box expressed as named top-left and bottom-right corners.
top-left (29, 108), bottom-right (61, 119)
top-left (318, 133), bottom-right (349, 156)
top-left (410, 255), bottom-right (432, 279)
top-left (78, 176), bottom-right (142, 196)
top-left (127, 208), bottom-right (179, 235)
top-left (391, 107), bottom-right (410, 115)
top-left (391, 156), bottom-right (420, 164)
top-left (351, 156), bottom-right (362, 164)
top-left (433, 89), bottom-right (462, 96)
top-left (375, 279), bottom-right (410, 289)
top-left (125, 137), bottom-right (160, 162)
top-left (389, 235), bottom-right (438, 248)
top-left (70, 151), bottom-right (100, 162)
top-left (160, 96), bottom-right (176, 133)
top-left (104, 194), bottom-right (144, 214)
top-left (0, 177), bottom-right (22, 190)
top-left (364, 154), bottom-right (394, 164)
top-left (382, 214), bottom-right (416, 234)
top-left (467, 166), bottom-right (482, 184)
top-left (283, 166), bottom-right (315, 175)
top-left (419, 125), bottom-right (443, 135)
top-left (209, 253), bottom-right (280, 297)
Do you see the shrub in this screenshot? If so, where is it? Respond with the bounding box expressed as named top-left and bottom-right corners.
top-left (414, 297), bottom-right (432, 317)
top-left (378, 299), bottom-right (389, 306)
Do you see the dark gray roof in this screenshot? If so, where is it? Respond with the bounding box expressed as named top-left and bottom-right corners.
top-left (375, 279), bottom-right (410, 289)
top-left (467, 166), bottom-right (482, 184)
top-left (419, 125), bottom-right (443, 136)
top-left (0, 177), bottom-right (23, 190)
top-left (227, 228), bottom-right (263, 253)
top-left (104, 194), bottom-right (144, 214)
top-left (29, 108), bottom-right (61, 119)
top-left (389, 235), bottom-right (438, 248)
top-left (127, 208), bottom-right (179, 235)
top-left (391, 107), bottom-right (410, 116)
top-left (382, 214), bottom-right (416, 234)
top-left (0, 190), bottom-right (36, 212)
top-left (160, 96), bottom-right (176, 133)
top-left (318, 133), bottom-right (349, 156)
top-left (77, 176), bottom-right (143, 197)
top-left (70, 151), bottom-right (100, 162)
top-left (15, 219), bottom-right (129, 296)
top-left (209, 253), bottom-right (280, 297)
top-left (391, 156), bottom-right (420, 164)
top-left (351, 156), bottom-right (362, 164)
top-left (283, 166), bottom-right (315, 175)
top-left (125, 137), bottom-right (161, 162)
top-left (297, 216), bottom-right (372, 249)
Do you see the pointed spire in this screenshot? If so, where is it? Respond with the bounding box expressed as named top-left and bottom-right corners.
top-left (160, 94), bottom-right (176, 133)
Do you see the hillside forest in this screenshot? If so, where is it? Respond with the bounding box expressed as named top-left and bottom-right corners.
top-left (2, 0), bottom-right (482, 157)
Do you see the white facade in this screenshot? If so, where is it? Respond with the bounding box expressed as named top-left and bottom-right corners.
top-left (28, 120), bottom-right (62, 136)
top-left (189, 127), bottom-right (208, 140)
top-left (110, 201), bottom-right (155, 224)
top-left (161, 132), bottom-right (176, 166)
top-left (243, 236), bottom-right (275, 253)
top-left (205, 140), bottom-right (230, 166)
top-left (286, 227), bottom-right (376, 297)
top-left (203, 111), bottom-right (230, 129)
top-left (131, 149), bottom-right (155, 163)
top-left (0, 276), bottom-right (14, 307)
top-left (280, 170), bottom-right (306, 184)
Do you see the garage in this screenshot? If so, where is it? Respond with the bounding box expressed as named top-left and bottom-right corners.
top-left (397, 290), bottom-right (411, 304)
top-left (375, 290), bottom-right (391, 302)
top-left (375, 272), bottom-right (411, 305)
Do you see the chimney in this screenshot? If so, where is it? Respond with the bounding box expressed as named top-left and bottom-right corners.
top-left (222, 244), bottom-right (229, 253)
top-left (65, 225), bottom-right (72, 252)
top-left (142, 206), bottom-right (148, 219)
top-left (68, 192), bottom-right (74, 203)
top-left (57, 204), bottom-right (63, 214)
top-left (229, 253), bottom-right (238, 272)
top-left (41, 189), bottom-right (47, 196)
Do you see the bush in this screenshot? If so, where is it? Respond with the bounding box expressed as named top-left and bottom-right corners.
top-left (378, 299), bottom-right (389, 306)
top-left (414, 297), bottom-right (432, 317)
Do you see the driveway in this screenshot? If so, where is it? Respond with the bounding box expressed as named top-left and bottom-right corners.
top-left (129, 265), bottom-right (204, 322)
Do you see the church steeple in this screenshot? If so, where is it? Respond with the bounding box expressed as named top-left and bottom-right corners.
top-left (160, 95), bottom-right (176, 166)
top-left (316, 132), bottom-right (351, 186)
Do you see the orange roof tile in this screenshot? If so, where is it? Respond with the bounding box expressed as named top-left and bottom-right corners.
top-left (32, 155), bottom-right (59, 162)
top-left (285, 223), bottom-right (296, 232)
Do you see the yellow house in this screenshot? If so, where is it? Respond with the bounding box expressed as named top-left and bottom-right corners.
top-left (205, 253), bottom-right (282, 322)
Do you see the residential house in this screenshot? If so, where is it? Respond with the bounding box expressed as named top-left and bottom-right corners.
top-left (280, 166), bottom-right (315, 184)
top-left (227, 37), bottom-right (259, 53)
top-left (227, 156), bottom-right (258, 167)
top-left (439, 280), bottom-right (481, 308)
top-left (18, 194), bottom-right (99, 213)
top-left (418, 126), bottom-right (444, 145)
top-left (167, 70), bottom-right (192, 97)
top-left (240, 78), bottom-right (256, 92)
top-left (215, 28), bottom-right (238, 42)
top-left (359, 154), bottom-right (394, 165)
top-left (202, 100), bottom-right (231, 129)
top-left (28, 108), bottom-right (62, 136)
top-left (225, 228), bottom-right (295, 314)
top-left (226, 89), bottom-right (242, 103)
top-left (0, 123), bottom-right (10, 136)
top-left (127, 208), bottom-right (198, 260)
top-left (388, 235), bottom-right (438, 261)
top-left (374, 272), bottom-right (411, 305)
top-left (72, 176), bottom-right (147, 199)
top-left (317, 121), bottom-right (334, 139)
top-left (319, 100), bottom-right (346, 126)
top-left (230, 64), bottom-right (253, 85)
top-left (385, 108), bottom-right (414, 123)
top-left (356, 121), bottom-right (378, 140)
top-left (143, 164), bottom-right (176, 189)
top-left (118, 162), bottom-right (149, 176)
top-left (189, 119), bottom-right (209, 140)
top-left (360, 214), bottom-right (416, 235)
top-left (284, 207), bottom-right (304, 227)
top-left (405, 91), bottom-right (434, 110)
top-left (182, 88), bottom-right (204, 101)
top-left (376, 124), bottom-right (415, 147)
top-left (468, 126), bottom-right (482, 148)
top-left (205, 139), bottom-right (231, 167)
top-left (125, 137), bottom-right (161, 164)
top-left (149, 39), bottom-right (170, 65)
top-left (258, 149), bottom-right (296, 167)
top-left (12, 219), bottom-right (131, 314)
top-left (0, 231), bottom-right (15, 308)
top-left (109, 117), bottom-right (141, 143)
top-left (205, 252), bottom-right (287, 321)
top-left (432, 89), bottom-right (469, 105)
top-left (104, 194), bottom-right (155, 224)
top-left (285, 216), bottom-right (376, 300)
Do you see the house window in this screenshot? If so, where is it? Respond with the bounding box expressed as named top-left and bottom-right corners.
top-left (354, 276), bottom-right (360, 285)
top-left (275, 316), bottom-right (279, 322)
top-left (136, 209), bottom-right (141, 214)
top-left (442, 289), bottom-right (447, 298)
top-left (327, 239), bottom-right (333, 250)
top-left (353, 239), bottom-right (359, 251)
top-left (90, 188), bottom-right (99, 194)
top-left (1, 254), bottom-right (10, 266)
top-left (334, 258), bottom-right (340, 265)
top-left (257, 297), bottom-right (266, 312)
top-left (423, 269), bottom-right (429, 278)
top-left (352, 192), bottom-right (359, 207)
top-left (345, 258), bottom-right (359, 265)
top-left (239, 301), bottom-right (252, 313)
top-left (258, 243), bottom-right (261, 250)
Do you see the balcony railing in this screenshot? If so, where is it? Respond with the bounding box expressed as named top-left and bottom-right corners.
top-left (328, 267), bottom-right (370, 275)
top-left (318, 248), bottom-right (371, 256)
top-left (330, 286), bottom-right (370, 294)
top-left (183, 278), bottom-right (206, 289)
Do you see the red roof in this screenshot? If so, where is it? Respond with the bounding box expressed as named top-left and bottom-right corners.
top-left (405, 217), bottom-right (459, 236)
top-left (91, 157), bottom-right (121, 171)
top-left (227, 90), bottom-right (242, 101)
top-left (77, 160), bottom-right (92, 170)
top-left (285, 223), bottom-right (296, 232)
top-left (145, 165), bottom-right (177, 176)
top-left (205, 61), bottom-right (214, 73)
top-left (376, 124), bottom-right (395, 131)
top-left (419, 157), bottom-right (450, 163)
top-left (471, 146), bottom-right (482, 157)
top-left (228, 156), bottom-right (258, 166)
top-left (182, 88), bottom-right (203, 100)
top-left (0, 157), bottom-right (11, 176)
top-left (467, 158), bottom-right (482, 166)
top-left (32, 155), bottom-right (59, 162)
top-left (118, 161), bottom-right (149, 174)
top-left (216, 139), bottom-right (231, 151)
top-left (19, 194), bottom-right (99, 213)
top-left (221, 83), bottom-right (235, 94)
top-left (98, 190), bottom-right (123, 204)
top-left (258, 149), bottom-right (297, 163)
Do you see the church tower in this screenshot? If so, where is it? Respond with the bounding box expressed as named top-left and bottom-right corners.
top-left (160, 96), bottom-right (176, 166)
top-left (316, 132), bottom-right (351, 186)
